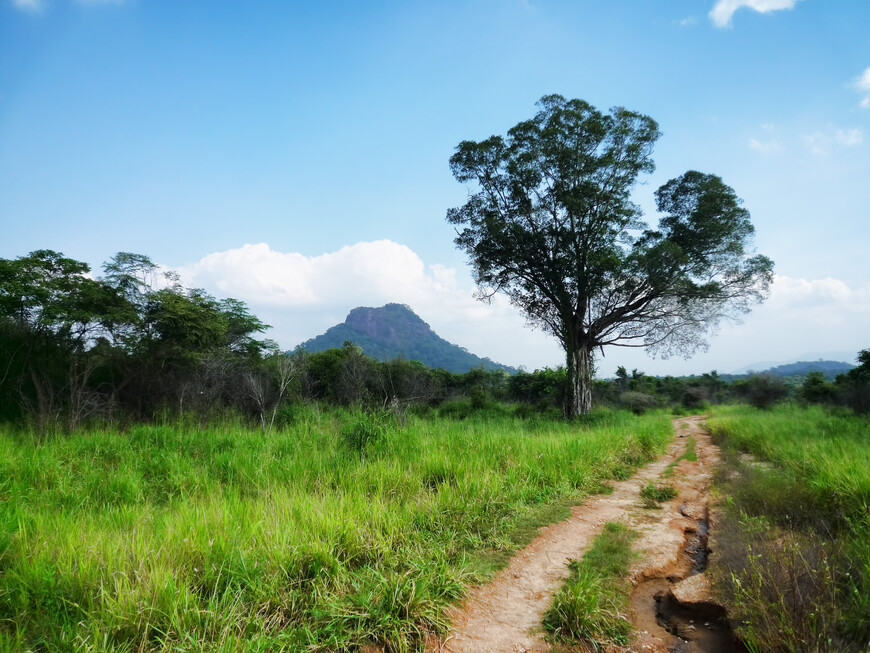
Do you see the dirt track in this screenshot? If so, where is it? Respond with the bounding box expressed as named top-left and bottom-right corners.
top-left (431, 416), bottom-right (721, 653)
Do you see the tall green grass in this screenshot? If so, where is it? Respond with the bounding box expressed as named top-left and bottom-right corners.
top-left (0, 407), bottom-right (672, 652)
top-left (708, 404), bottom-right (870, 651)
top-left (543, 522), bottom-right (638, 647)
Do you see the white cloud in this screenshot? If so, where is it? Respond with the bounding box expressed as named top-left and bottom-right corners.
top-left (177, 241), bottom-right (561, 370)
top-left (12, 0), bottom-right (43, 11)
top-left (172, 243), bottom-right (870, 376)
top-left (710, 0), bottom-right (802, 28)
top-left (11, 0), bottom-right (125, 11)
top-left (801, 127), bottom-right (863, 155)
top-left (835, 129), bottom-right (863, 147)
top-left (855, 67), bottom-right (870, 109)
top-left (748, 137), bottom-right (783, 154)
top-left (802, 132), bottom-right (829, 156)
top-left (742, 276), bottom-right (870, 341)
top-left (678, 16), bottom-right (698, 28)
top-left (601, 274), bottom-right (870, 376)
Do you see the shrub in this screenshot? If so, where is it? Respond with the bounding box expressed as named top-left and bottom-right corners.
top-left (340, 410), bottom-right (393, 456)
top-left (800, 371), bottom-right (836, 404)
top-left (681, 385), bottom-right (709, 410)
top-left (618, 391), bottom-right (658, 415)
top-left (740, 374), bottom-right (789, 409)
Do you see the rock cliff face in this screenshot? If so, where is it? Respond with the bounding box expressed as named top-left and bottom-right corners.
top-left (296, 303), bottom-right (517, 374)
top-left (344, 304), bottom-right (432, 345)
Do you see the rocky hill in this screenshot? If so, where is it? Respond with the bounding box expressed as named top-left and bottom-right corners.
top-left (296, 303), bottom-right (517, 374)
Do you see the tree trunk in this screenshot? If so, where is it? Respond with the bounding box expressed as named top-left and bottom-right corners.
top-left (567, 342), bottom-right (593, 417)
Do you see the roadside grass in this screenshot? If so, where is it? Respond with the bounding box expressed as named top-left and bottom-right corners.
top-left (662, 434), bottom-right (696, 478)
top-left (639, 481), bottom-right (678, 509)
top-left (0, 407), bottom-right (672, 652)
top-left (708, 404), bottom-right (870, 652)
top-left (543, 522), bottom-right (638, 647)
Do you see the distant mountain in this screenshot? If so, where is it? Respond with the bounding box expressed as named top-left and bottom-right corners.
top-left (723, 359), bottom-right (855, 381)
top-left (732, 351), bottom-right (858, 375)
top-left (764, 360), bottom-right (855, 380)
top-left (296, 303), bottom-right (518, 374)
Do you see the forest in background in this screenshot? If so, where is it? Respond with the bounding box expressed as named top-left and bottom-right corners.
top-left (1, 249), bottom-right (868, 433)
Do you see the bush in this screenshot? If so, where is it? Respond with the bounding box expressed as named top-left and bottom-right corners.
top-left (340, 410), bottom-right (393, 456)
top-left (741, 374), bottom-right (789, 409)
top-left (618, 391), bottom-right (658, 415)
top-left (681, 385), bottom-right (709, 410)
top-left (800, 371), bottom-right (836, 404)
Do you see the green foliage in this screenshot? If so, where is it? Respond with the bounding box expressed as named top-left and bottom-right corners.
top-left (544, 522), bottom-right (638, 646)
top-left (447, 95), bottom-right (772, 415)
top-left (735, 373), bottom-right (790, 409)
top-left (801, 370), bottom-right (836, 403)
top-left (834, 348), bottom-right (870, 414)
top-left (618, 391), bottom-right (658, 415)
top-left (0, 250), bottom-right (274, 431)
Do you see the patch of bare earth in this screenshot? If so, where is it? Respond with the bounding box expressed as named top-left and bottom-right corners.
top-left (625, 416), bottom-right (745, 653)
top-left (431, 416), bottom-right (711, 653)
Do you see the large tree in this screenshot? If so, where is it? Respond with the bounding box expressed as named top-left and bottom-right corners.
top-left (447, 95), bottom-right (773, 416)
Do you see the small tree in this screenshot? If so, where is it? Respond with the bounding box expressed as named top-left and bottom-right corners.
top-left (447, 95), bottom-right (773, 416)
top-left (834, 349), bottom-right (870, 414)
top-left (800, 371), bottom-right (835, 404)
top-left (740, 373), bottom-right (789, 409)
top-left (244, 349), bottom-right (304, 432)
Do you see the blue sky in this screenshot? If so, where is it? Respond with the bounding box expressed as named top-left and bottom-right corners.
top-left (2, 0), bottom-right (868, 375)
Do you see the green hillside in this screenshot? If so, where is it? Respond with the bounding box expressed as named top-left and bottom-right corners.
top-left (296, 303), bottom-right (518, 374)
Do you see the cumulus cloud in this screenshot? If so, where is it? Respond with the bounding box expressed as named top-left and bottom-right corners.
top-left (855, 67), bottom-right (870, 109)
top-left (736, 275), bottom-right (870, 354)
top-left (709, 0), bottom-right (802, 28)
top-left (177, 241), bottom-right (561, 370)
top-left (172, 242), bottom-right (870, 375)
top-left (767, 275), bottom-right (870, 314)
top-left (181, 241), bottom-right (462, 310)
top-left (801, 127), bottom-right (863, 155)
top-left (603, 274), bottom-right (870, 376)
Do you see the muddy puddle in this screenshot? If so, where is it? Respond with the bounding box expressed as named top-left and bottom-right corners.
top-left (630, 508), bottom-right (747, 653)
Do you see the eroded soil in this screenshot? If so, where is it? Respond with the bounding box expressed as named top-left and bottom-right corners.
top-left (627, 417), bottom-right (745, 653)
top-left (431, 416), bottom-right (733, 653)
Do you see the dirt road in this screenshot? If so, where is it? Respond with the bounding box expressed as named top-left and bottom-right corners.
top-left (431, 416), bottom-right (723, 653)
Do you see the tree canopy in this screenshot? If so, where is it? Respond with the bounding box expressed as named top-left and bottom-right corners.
top-left (447, 94), bottom-right (774, 416)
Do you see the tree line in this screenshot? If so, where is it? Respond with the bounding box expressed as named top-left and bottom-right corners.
top-left (0, 249), bottom-right (545, 430)
top-left (0, 249), bottom-right (866, 433)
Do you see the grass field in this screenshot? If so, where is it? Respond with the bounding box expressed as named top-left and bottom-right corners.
top-left (0, 407), bottom-right (673, 652)
top-left (708, 404), bottom-right (870, 652)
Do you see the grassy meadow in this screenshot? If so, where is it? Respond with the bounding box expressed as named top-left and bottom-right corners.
top-left (0, 407), bottom-right (673, 652)
top-left (708, 404), bottom-right (870, 651)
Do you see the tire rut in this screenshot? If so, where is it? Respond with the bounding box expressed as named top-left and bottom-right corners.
top-left (431, 416), bottom-right (705, 653)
